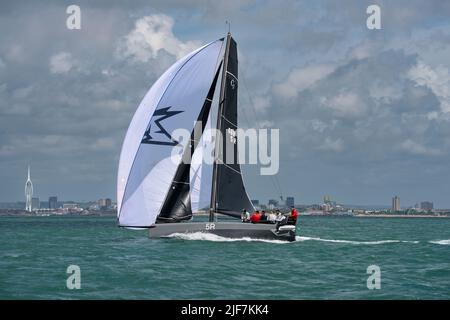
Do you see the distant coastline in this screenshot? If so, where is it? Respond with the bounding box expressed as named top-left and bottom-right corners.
top-left (354, 214), bottom-right (450, 218)
top-left (0, 209), bottom-right (116, 217)
top-left (1, 209), bottom-right (449, 218)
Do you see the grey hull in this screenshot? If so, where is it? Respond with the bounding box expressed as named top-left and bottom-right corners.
top-left (149, 222), bottom-right (296, 242)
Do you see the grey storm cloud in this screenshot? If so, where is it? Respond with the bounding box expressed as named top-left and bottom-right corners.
top-left (1, 0), bottom-right (450, 207)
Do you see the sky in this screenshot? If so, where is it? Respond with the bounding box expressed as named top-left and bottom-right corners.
top-left (1, 0), bottom-right (450, 207)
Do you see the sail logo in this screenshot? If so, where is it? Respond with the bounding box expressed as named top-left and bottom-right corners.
top-left (141, 107), bottom-right (184, 146)
top-left (230, 78), bottom-right (236, 90)
top-left (227, 128), bottom-right (237, 144)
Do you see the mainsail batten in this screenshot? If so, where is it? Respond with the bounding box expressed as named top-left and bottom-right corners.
top-left (118, 39), bottom-right (224, 227)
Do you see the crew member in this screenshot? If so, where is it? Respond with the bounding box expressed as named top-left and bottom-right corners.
top-left (260, 210), bottom-right (267, 222)
top-left (250, 210), bottom-right (261, 223)
top-left (268, 211), bottom-right (277, 223)
top-left (241, 209), bottom-right (250, 222)
top-left (290, 206), bottom-right (298, 223)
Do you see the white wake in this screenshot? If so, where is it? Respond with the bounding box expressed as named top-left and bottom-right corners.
top-left (165, 232), bottom-right (290, 244)
top-left (295, 236), bottom-right (419, 245)
top-left (429, 239), bottom-right (450, 245)
top-left (163, 232), bottom-right (423, 245)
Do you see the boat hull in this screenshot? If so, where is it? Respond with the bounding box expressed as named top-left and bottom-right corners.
top-left (149, 222), bottom-right (296, 242)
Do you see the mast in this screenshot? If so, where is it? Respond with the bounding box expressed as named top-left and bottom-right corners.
top-left (210, 33), bottom-right (232, 222)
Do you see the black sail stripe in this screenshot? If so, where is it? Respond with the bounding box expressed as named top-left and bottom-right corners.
top-left (156, 62), bottom-right (223, 223)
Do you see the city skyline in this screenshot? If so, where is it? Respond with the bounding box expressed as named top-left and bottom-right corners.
top-left (8, 164), bottom-right (441, 208)
top-left (1, 2), bottom-right (450, 207)
top-left (11, 166), bottom-right (442, 210)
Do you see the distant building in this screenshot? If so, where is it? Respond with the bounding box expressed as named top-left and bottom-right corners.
top-left (286, 196), bottom-right (295, 207)
top-left (49, 196), bottom-right (58, 209)
top-left (268, 199), bottom-right (279, 209)
top-left (420, 201), bottom-right (433, 211)
top-left (323, 195), bottom-right (336, 207)
top-left (97, 198), bottom-right (112, 209)
top-left (251, 200), bottom-right (259, 206)
top-left (31, 197), bottom-right (40, 210)
top-left (392, 196), bottom-right (400, 212)
top-left (63, 203), bottom-right (78, 209)
top-left (25, 166), bottom-right (33, 212)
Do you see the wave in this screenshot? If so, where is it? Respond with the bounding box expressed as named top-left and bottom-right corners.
top-left (165, 232), bottom-right (290, 244)
top-left (295, 236), bottom-right (419, 245)
top-left (429, 239), bottom-right (450, 245)
top-left (164, 232), bottom-right (422, 245)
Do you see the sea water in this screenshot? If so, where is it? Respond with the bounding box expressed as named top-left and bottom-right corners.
top-left (0, 215), bottom-right (449, 299)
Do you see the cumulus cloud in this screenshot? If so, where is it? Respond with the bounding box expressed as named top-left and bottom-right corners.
top-left (49, 52), bottom-right (76, 74)
top-left (273, 64), bottom-right (335, 99)
top-left (321, 91), bottom-right (366, 119)
top-left (1, 1), bottom-right (450, 206)
top-left (266, 46), bottom-right (449, 188)
top-left (408, 61), bottom-right (450, 112)
top-left (116, 14), bottom-right (200, 62)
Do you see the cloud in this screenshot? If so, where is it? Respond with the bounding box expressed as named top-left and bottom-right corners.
top-left (321, 91), bottom-right (366, 119)
top-left (408, 61), bottom-right (450, 113)
top-left (401, 139), bottom-right (443, 156)
top-left (273, 64), bottom-right (335, 99)
top-left (49, 52), bottom-right (76, 74)
top-left (317, 137), bottom-right (344, 152)
top-left (0, 56), bottom-right (4, 68)
top-left (116, 14), bottom-right (200, 62)
top-left (1, 1), bottom-right (450, 207)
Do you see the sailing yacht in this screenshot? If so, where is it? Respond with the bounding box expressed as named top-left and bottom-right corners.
top-left (117, 33), bottom-right (297, 241)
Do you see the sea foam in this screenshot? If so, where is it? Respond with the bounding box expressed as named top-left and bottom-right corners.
top-left (165, 232), bottom-right (290, 244)
top-left (164, 232), bottom-right (420, 245)
top-left (429, 239), bottom-right (450, 245)
top-left (295, 236), bottom-right (419, 245)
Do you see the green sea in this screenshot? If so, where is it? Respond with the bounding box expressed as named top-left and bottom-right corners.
top-left (0, 215), bottom-right (449, 299)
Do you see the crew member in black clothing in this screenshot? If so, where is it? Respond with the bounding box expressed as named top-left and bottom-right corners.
top-left (260, 210), bottom-right (267, 222)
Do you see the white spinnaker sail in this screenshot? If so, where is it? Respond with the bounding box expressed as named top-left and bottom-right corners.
top-left (189, 112), bottom-right (214, 213)
top-left (118, 39), bottom-right (223, 227)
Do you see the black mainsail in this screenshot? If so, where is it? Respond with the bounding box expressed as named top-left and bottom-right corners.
top-left (210, 33), bottom-right (254, 220)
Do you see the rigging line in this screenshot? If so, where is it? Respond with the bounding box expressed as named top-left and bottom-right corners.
top-left (221, 114), bottom-right (237, 128)
top-left (215, 158), bottom-right (243, 175)
top-left (240, 65), bottom-right (285, 200)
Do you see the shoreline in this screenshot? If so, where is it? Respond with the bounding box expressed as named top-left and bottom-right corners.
top-left (1, 213), bottom-right (449, 218)
top-left (354, 214), bottom-right (450, 218)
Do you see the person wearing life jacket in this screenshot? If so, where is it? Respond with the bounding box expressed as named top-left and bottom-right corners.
top-left (290, 206), bottom-right (298, 223)
top-left (250, 210), bottom-right (261, 223)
